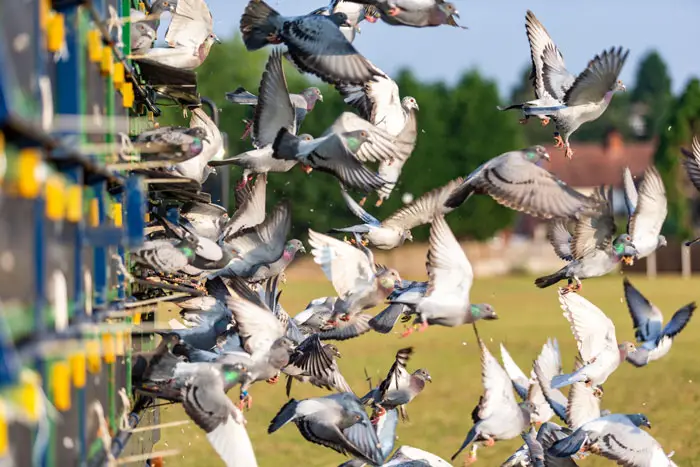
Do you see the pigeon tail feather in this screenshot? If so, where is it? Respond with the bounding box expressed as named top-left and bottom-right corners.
top-left (549, 371), bottom-right (584, 390)
top-left (497, 103), bottom-right (524, 111)
top-left (444, 180), bottom-right (475, 209)
top-left (451, 425), bottom-right (479, 461)
top-left (548, 429), bottom-right (587, 458)
top-left (272, 127), bottom-right (300, 161)
top-left (225, 87), bottom-right (258, 105)
top-left (534, 268), bottom-right (567, 289)
top-left (369, 304), bottom-right (406, 334)
top-left (240, 0), bottom-right (282, 51)
top-left (268, 398), bottom-right (299, 433)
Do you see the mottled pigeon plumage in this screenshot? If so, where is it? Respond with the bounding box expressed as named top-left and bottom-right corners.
top-left (623, 166), bottom-right (667, 259)
top-left (346, 0), bottom-right (464, 28)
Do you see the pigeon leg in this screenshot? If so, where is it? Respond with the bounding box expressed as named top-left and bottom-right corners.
top-left (300, 164), bottom-right (313, 174)
top-left (267, 375), bottom-right (279, 384)
top-left (541, 117), bottom-right (550, 126)
top-left (339, 314), bottom-right (351, 322)
top-left (235, 175), bottom-right (252, 191)
top-left (360, 239), bottom-right (370, 247)
top-left (417, 321), bottom-right (429, 333)
top-left (358, 196), bottom-right (368, 206)
top-left (484, 438), bottom-right (496, 448)
top-left (519, 117), bottom-right (529, 125)
top-left (564, 144), bottom-right (574, 160)
top-left (574, 276), bottom-right (582, 292)
top-left (240, 119), bottom-right (253, 140)
top-left (553, 133), bottom-right (565, 149)
top-left (374, 198), bottom-right (384, 207)
top-left (592, 386), bottom-right (604, 398)
top-left (324, 319), bottom-right (339, 329)
top-left (464, 444), bottom-right (479, 465)
top-left (239, 392), bottom-right (253, 410)
top-left (401, 323), bottom-right (419, 338)
top-left (370, 406), bottom-right (387, 425)
top-left (387, 6), bottom-right (402, 16)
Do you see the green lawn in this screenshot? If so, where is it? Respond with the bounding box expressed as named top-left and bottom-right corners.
top-left (153, 274), bottom-right (700, 466)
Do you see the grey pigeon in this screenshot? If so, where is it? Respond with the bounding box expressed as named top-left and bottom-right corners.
top-left (212, 200), bottom-right (292, 279)
top-left (181, 363), bottom-right (258, 467)
top-left (498, 11), bottom-right (628, 159)
top-left (310, 0), bottom-right (372, 43)
top-left (134, 0), bottom-right (219, 69)
top-left (623, 277), bottom-right (695, 367)
top-left (451, 326), bottom-right (538, 464)
top-left (219, 174), bottom-right (267, 242)
top-left (245, 238), bottom-right (305, 284)
top-left (522, 427), bottom-right (545, 467)
top-left (548, 413), bottom-right (677, 466)
top-left (680, 136), bottom-right (700, 246)
top-left (308, 229), bottom-right (402, 325)
top-left (532, 343), bottom-right (569, 424)
top-left (503, 423), bottom-right (578, 467)
top-left (383, 446), bottom-right (452, 466)
top-left (131, 238), bottom-right (194, 274)
top-left (623, 166), bottom-right (667, 259)
top-left (346, 0), bottom-right (464, 28)
top-left (294, 297), bottom-right (374, 341)
top-left (369, 280), bottom-right (427, 334)
top-left (361, 347), bottom-right (431, 424)
top-left (133, 125), bottom-right (209, 162)
top-left (159, 303), bottom-right (232, 353)
top-left (180, 201), bottom-right (228, 242)
top-left (336, 69), bottom-right (419, 205)
top-left (174, 107), bottom-right (225, 184)
top-left (549, 291), bottom-right (636, 394)
top-left (130, 15), bottom-right (158, 54)
top-left (284, 334), bottom-right (353, 396)
top-left (445, 146), bottom-right (602, 218)
top-left (338, 408), bottom-right (400, 467)
top-left (240, 0), bottom-right (381, 86)
top-left (268, 392), bottom-right (384, 465)
top-left (390, 216), bottom-right (497, 337)
top-left (331, 178), bottom-right (463, 249)
top-left (534, 186), bottom-right (637, 292)
top-left (226, 85), bottom-right (323, 141)
top-left (157, 216), bottom-right (233, 275)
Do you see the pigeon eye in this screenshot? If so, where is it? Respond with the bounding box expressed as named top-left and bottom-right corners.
top-left (163, 1), bottom-right (168, 5)
top-left (626, 236), bottom-right (631, 241)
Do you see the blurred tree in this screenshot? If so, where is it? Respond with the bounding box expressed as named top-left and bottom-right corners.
top-left (654, 78), bottom-right (700, 239)
top-left (630, 51), bottom-right (673, 139)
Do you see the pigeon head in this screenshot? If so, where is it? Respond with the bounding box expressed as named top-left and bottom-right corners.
top-left (613, 234), bottom-right (638, 264)
top-left (299, 134), bottom-right (314, 142)
top-left (220, 362), bottom-right (249, 386)
top-left (187, 126), bottom-right (209, 141)
top-left (401, 96), bottom-right (419, 112)
top-left (329, 12), bottom-right (352, 28)
top-left (402, 230), bottom-right (413, 242)
top-left (618, 341), bottom-right (636, 358)
top-left (273, 336), bottom-right (297, 353)
top-left (412, 368), bottom-right (432, 383)
top-left (626, 413), bottom-right (651, 429)
top-left (301, 87), bottom-right (323, 109)
top-left (438, 2), bottom-right (459, 18)
top-left (613, 79), bottom-right (627, 93)
top-left (378, 269), bottom-right (402, 291)
top-left (657, 235), bottom-right (668, 248)
top-left (523, 145), bottom-right (550, 163)
top-left (324, 343), bottom-right (342, 359)
top-left (520, 401), bottom-right (539, 419)
top-left (135, 23), bottom-right (156, 41)
top-left (284, 239), bottom-right (306, 258)
top-left (344, 130), bottom-right (371, 152)
top-left (470, 303), bottom-right (497, 320)
top-left (149, 0), bottom-right (177, 14)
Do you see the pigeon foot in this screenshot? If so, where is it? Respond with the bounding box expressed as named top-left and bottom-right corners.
top-left (485, 438), bottom-right (495, 447)
top-left (370, 406), bottom-right (387, 425)
top-left (541, 117), bottom-right (550, 126)
top-left (593, 386), bottom-right (604, 398)
top-left (339, 314), bottom-right (351, 322)
top-left (360, 239), bottom-right (369, 247)
top-left (235, 175), bottom-right (254, 191)
top-left (553, 134), bottom-right (565, 149)
top-left (374, 198), bottom-right (384, 207)
top-left (564, 145), bottom-right (574, 159)
top-left (622, 256), bottom-right (635, 266)
top-left (239, 393), bottom-right (253, 411)
top-left (417, 321), bottom-right (429, 333)
top-left (518, 117), bottom-right (529, 125)
top-left (358, 196), bottom-right (368, 206)
top-left (387, 6), bottom-right (401, 16)
top-left (266, 375), bottom-right (279, 385)
top-left (240, 119), bottom-right (253, 140)
top-left (300, 164), bottom-right (313, 174)
top-left (323, 319), bottom-right (339, 329)
top-left (401, 324), bottom-right (417, 338)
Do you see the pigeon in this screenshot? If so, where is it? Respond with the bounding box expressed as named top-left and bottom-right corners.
top-left (245, 238), bottom-right (306, 284)
top-left (382, 446), bottom-right (452, 466)
top-left (133, 125), bottom-right (210, 162)
top-left (622, 166), bottom-right (668, 259)
top-left (500, 339), bottom-right (563, 424)
top-left (498, 11), bottom-right (628, 159)
top-left (284, 334), bottom-right (353, 396)
top-left (335, 68), bottom-right (420, 205)
top-left (213, 200), bottom-right (292, 279)
top-left (369, 280), bottom-right (427, 334)
top-left (361, 347), bottom-right (431, 424)
top-left (219, 174), bottom-right (267, 242)
top-left (346, 0), bottom-right (464, 28)
top-left (240, 0), bottom-right (381, 85)
top-left (451, 325), bottom-right (538, 464)
top-left (532, 342), bottom-right (569, 423)
top-left (181, 362), bottom-right (258, 467)
top-left (179, 201), bottom-right (228, 242)
top-left (309, 0), bottom-right (373, 43)
top-left (294, 297), bottom-right (375, 341)
top-left (680, 136), bottom-right (700, 246)
top-left (503, 423), bottom-right (578, 467)
top-left (445, 146), bottom-right (602, 218)
top-left (307, 229), bottom-right (402, 325)
top-left (563, 359), bottom-right (611, 431)
top-left (550, 290), bottom-right (636, 395)
top-left (548, 413), bottom-right (677, 466)
top-left (623, 277), bottom-right (695, 367)
top-left (131, 238), bottom-right (194, 274)
top-left (534, 186), bottom-right (638, 292)
top-left (390, 215), bottom-right (497, 337)
top-left (134, 0), bottom-right (220, 69)
top-left (331, 178), bottom-right (463, 249)
top-left (226, 85), bottom-right (323, 141)
top-left (127, 0), bottom-right (177, 53)
top-left (338, 407), bottom-right (401, 467)
top-left (159, 303), bottom-right (232, 352)
top-left (174, 107), bottom-right (225, 184)
top-left (268, 392), bottom-right (384, 466)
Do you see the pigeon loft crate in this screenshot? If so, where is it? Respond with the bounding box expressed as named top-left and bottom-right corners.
top-left (0, 0), bottom-right (170, 465)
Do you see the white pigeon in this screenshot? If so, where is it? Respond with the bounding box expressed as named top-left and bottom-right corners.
top-left (622, 166), bottom-right (668, 260)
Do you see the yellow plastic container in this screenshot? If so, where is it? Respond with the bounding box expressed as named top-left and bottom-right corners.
top-left (65, 184), bottom-right (83, 222)
top-left (100, 48), bottom-right (114, 76)
top-left (89, 198), bottom-right (100, 228)
top-left (87, 29), bottom-right (102, 63)
top-left (113, 62), bottom-right (125, 87)
top-left (45, 175), bottom-right (66, 221)
top-left (70, 353), bottom-right (86, 388)
top-left (46, 12), bottom-right (65, 52)
top-left (17, 149), bottom-right (43, 199)
top-left (86, 339), bottom-right (101, 374)
top-left (112, 202), bottom-right (123, 227)
top-left (102, 333), bottom-right (116, 364)
top-left (0, 402), bottom-right (7, 457)
top-left (51, 361), bottom-right (71, 411)
top-left (120, 82), bottom-right (134, 108)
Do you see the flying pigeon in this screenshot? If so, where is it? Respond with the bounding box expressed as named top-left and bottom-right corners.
top-left (179, 201), bottom-right (228, 243)
top-left (309, 0), bottom-right (373, 43)
top-left (361, 347), bottom-right (431, 424)
top-left (268, 392), bottom-right (385, 465)
top-left (307, 229), bottom-right (402, 326)
top-left (293, 296), bottom-right (375, 341)
top-left (369, 280), bottom-right (428, 334)
top-left (125, 0), bottom-right (176, 53)
top-left (181, 362), bottom-right (258, 467)
top-left (451, 325), bottom-right (538, 464)
top-left (622, 166), bottom-right (668, 259)
top-left (532, 342), bottom-right (569, 424)
top-left (550, 290), bottom-right (636, 395)
top-left (548, 413), bottom-right (677, 466)
top-left (498, 11), bottom-right (629, 159)
top-left (503, 422), bottom-right (579, 467)
top-left (680, 136), bottom-right (700, 246)
top-left (535, 186), bottom-right (638, 292)
top-left (623, 277), bottom-right (695, 367)
top-left (133, 0), bottom-right (220, 69)
top-left (174, 107), bottom-right (225, 184)
top-left (133, 125), bottom-right (210, 162)
top-left (331, 178), bottom-right (463, 249)
top-left (445, 146), bottom-right (602, 218)
top-left (240, 0), bottom-right (381, 85)
top-left (284, 334), bottom-right (353, 396)
top-left (389, 215), bottom-right (497, 337)
top-left (219, 174), bottom-right (267, 242)
top-left (346, 0), bottom-right (464, 28)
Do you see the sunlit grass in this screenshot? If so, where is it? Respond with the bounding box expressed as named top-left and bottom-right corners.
top-left (154, 274), bottom-right (700, 466)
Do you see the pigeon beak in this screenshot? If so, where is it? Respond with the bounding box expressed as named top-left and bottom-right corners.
top-left (644, 420), bottom-right (652, 429)
top-left (212, 34), bottom-right (222, 44)
top-left (426, 375), bottom-right (432, 383)
top-left (299, 245), bottom-right (306, 254)
top-left (318, 94), bottom-right (324, 102)
top-left (485, 313), bottom-right (498, 320)
top-left (543, 152), bottom-right (550, 161)
top-left (394, 280), bottom-right (402, 289)
top-left (354, 24), bottom-right (362, 33)
top-left (453, 10), bottom-right (460, 18)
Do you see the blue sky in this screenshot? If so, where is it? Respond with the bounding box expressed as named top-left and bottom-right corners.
top-left (204, 0), bottom-right (699, 96)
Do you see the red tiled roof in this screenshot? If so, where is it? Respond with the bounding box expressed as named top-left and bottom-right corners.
top-left (542, 139), bottom-right (656, 188)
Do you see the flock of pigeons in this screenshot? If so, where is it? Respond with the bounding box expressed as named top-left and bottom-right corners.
top-left (121, 0), bottom-right (700, 466)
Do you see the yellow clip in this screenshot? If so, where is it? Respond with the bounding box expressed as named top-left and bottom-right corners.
top-left (100, 47), bottom-right (114, 76)
top-left (86, 339), bottom-right (101, 374)
top-left (120, 82), bottom-right (134, 108)
top-left (138, 1), bottom-right (146, 11)
top-left (115, 331), bottom-right (125, 356)
top-left (39, 0), bottom-right (50, 30)
top-left (102, 333), bottom-right (116, 364)
top-left (17, 148), bottom-right (43, 199)
top-left (66, 184), bottom-right (83, 222)
top-left (89, 198), bottom-right (99, 227)
top-left (112, 202), bottom-right (123, 227)
top-left (20, 380), bottom-right (40, 422)
top-left (46, 12), bottom-right (65, 53)
top-left (144, 212), bottom-right (150, 223)
top-left (133, 310), bottom-right (142, 325)
top-left (69, 353), bottom-right (86, 389)
top-left (45, 175), bottom-right (66, 221)
top-left (87, 29), bottom-right (102, 63)
top-left (113, 62), bottom-right (125, 87)
top-left (0, 401), bottom-right (7, 457)
top-left (51, 361), bottom-right (71, 412)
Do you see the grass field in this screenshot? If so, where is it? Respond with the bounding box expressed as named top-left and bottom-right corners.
top-left (153, 273), bottom-right (700, 466)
